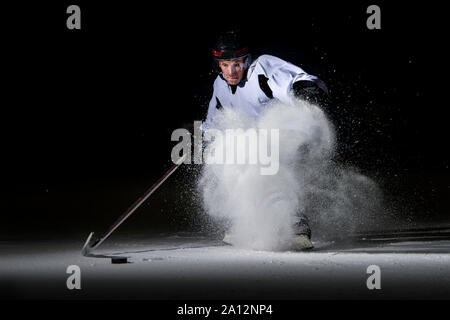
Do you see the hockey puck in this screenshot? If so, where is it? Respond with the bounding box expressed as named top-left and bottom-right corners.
top-left (111, 257), bottom-right (128, 264)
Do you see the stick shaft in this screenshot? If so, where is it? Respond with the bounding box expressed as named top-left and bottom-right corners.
top-left (90, 155), bottom-right (186, 250)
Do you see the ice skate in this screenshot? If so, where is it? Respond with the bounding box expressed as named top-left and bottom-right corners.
top-left (293, 215), bottom-right (313, 250)
top-left (222, 232), bottom-right (236, 246)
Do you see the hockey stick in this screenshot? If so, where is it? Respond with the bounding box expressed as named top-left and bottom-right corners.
top-left (82, 154), bottom-right (187, 256)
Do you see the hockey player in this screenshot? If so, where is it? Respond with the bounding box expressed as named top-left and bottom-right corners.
top-left (204, 31), bottom-right (328, 130)
top-left (204, 31), bottom-right (329, 249)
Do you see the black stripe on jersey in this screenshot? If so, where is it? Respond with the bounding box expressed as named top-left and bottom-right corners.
top-left (258, 74), bottom-right (274, 99)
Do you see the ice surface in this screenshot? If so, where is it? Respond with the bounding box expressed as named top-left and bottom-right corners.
top-left (2, 236), bottom-right (450, 299)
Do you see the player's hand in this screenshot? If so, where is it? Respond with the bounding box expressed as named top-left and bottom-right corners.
top-left (292, 80), bottom-right (329, 106)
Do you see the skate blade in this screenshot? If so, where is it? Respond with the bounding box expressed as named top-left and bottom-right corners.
top-left (293, 235), bottom-right (314, 250)
top-left (222, 233), bottom-right (235, 246)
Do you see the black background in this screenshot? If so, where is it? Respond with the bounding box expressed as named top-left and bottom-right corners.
top-left (2, 1), bottom-right (448, 239)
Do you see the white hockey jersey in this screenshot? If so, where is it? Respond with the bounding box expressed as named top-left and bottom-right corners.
top-left (204, 54), bottom-right (326, 130)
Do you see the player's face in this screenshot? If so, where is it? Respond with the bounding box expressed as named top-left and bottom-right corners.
top-left (218, 58), bottom-right (245, 85)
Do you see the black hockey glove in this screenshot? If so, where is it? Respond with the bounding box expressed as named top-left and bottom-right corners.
top-left (292, 80), bottom-right (329, 106)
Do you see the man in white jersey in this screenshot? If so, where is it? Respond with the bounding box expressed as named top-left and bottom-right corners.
top-left (204, 31), bottom-right (329, 249)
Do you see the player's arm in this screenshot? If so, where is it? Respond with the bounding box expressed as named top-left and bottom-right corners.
top-left (258, 55), bottom-right (329, 107)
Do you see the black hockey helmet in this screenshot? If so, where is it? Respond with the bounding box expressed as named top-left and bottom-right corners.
top-left (212, 30), bottom-right (252, 70)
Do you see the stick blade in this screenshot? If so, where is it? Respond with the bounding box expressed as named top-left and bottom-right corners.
top-left (81, 232), bottom-right (96, 256)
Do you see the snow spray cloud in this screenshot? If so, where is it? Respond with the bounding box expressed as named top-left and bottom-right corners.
top-left (197, 99), bottom-right (383, 251)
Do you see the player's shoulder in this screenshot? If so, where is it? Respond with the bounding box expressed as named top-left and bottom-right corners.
top-left (213, 74), bottom-right (227, 88)
top-left (253, 54), bottom-right (287, 67)
top-left (250, 54), bottom-right (289, 77)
